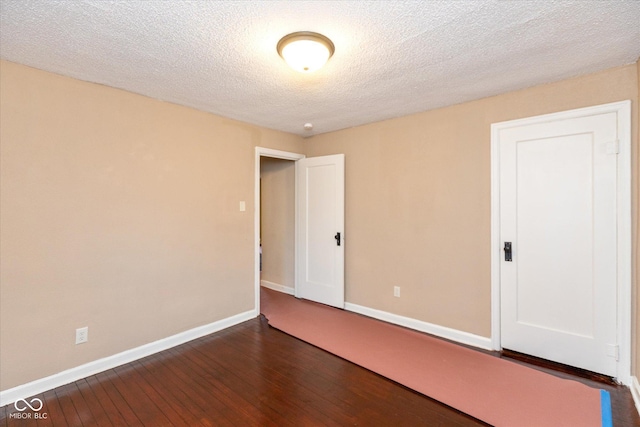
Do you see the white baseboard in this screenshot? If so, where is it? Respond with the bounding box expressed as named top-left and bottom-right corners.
top-left (344, 302), bottom-right (493, 351)
top-left (0, 310), bottom-right (255, 407)
top-left (261, 280), bottom-right (294, 295)
top-left (631, 376), bottom-right (640, 416)
top-left (259, 282), bottom-right (489, 350)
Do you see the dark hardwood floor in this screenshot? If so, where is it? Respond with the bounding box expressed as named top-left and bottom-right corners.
top-left (1, 316), bottom-right (638, 426)
top-left (498, 350), bottom-right (640, 427)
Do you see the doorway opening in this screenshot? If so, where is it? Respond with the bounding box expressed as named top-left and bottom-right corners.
top-left (254, 148), bottom-right (305, 314)
top-left (260, 157), bottom-right (296, 294)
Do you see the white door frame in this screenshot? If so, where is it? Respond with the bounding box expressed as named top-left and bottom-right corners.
top-left (254, 147), bottom-right (305, 315)
top-left (490, 100), bottom-right (632, 384)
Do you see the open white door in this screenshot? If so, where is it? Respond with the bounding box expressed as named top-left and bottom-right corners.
top-left (296, 154), bottom-right (345, 308)
top-left (494, 102), bottom-right (631, 378)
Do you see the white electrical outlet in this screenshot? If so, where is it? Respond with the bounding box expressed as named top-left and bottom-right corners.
top-left (75, 327), bottom-right (88, 344)
top-left (394, 286), bottom-right (400, 297)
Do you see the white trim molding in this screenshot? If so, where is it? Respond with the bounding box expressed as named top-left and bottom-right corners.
top-left (345, 302), bottom-right (492, 351)
top-left (490, 100), bottom-right (632, 385)
top-left (260, 280), bottom-right (295, 295)
top-left (0, 310), bottom-right (255, 407)
top-left (631, 376), bottom-right (640, 416)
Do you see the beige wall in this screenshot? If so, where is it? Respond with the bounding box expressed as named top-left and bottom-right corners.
top-left (305, 64), bottom-right (639, 341)
top-left (637, 57), bottom-right (640, 376)
top-left (0, 60), bottom-right (303, 390)
top-left (260, 157), bottom-right (295, 288)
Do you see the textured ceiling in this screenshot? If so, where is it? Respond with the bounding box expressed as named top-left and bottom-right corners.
top-left (1, 1), bottom-right (639, 136)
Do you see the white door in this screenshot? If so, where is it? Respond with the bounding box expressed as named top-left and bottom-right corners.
top-left (296, 154), bottom-right (345, 308)
top-left (497, 109), bottom-right (621, 377)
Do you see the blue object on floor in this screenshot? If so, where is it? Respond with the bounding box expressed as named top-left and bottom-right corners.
top-left (600, 389), bottom-right (612, 427)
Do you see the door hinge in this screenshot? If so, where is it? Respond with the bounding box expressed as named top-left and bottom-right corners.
top-left (606, 344), bottom-right (619, 361)
top-left (606, 140), bottom-right (619, 155)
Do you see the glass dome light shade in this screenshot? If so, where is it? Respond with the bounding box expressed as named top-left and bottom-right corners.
top-left (277, 32), bottom-right (335, 73)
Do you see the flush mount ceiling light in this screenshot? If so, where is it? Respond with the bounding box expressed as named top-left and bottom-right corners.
top-left (277, 32), bottom-right (335, 73)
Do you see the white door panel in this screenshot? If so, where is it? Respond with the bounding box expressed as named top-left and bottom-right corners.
top-left (296, 154), bottom-right (345, 308)
top-left (515, 134), bottom-right (594, 336)
top-left (499, 112), bottom-right (618, 376)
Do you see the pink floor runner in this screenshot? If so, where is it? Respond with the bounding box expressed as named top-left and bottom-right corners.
top-left (260, 287), bottom-right (605, 427)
